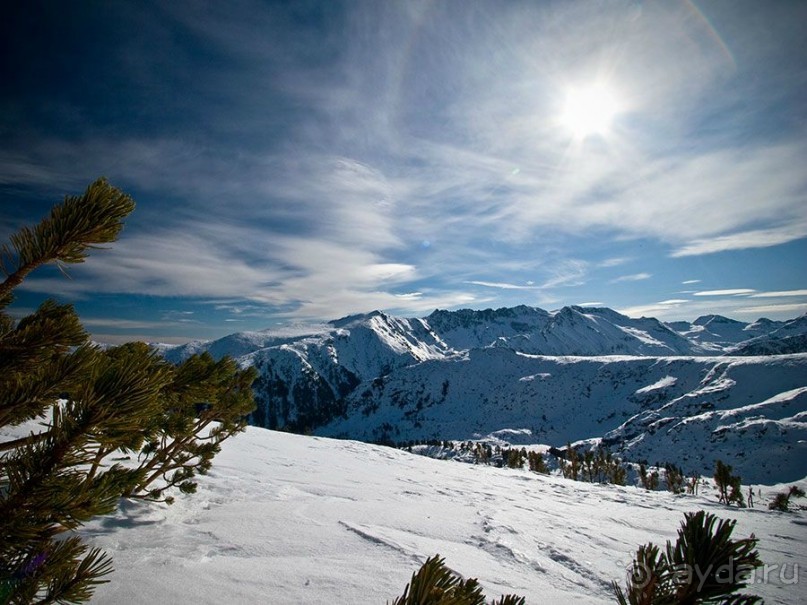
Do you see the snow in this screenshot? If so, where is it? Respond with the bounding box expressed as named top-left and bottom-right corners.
top-left (80, 428), bottom-right (805, 604)
top-left (635, 376), bottom-right (677, 394)
top-left (318, 351), bottom-right (807, 483)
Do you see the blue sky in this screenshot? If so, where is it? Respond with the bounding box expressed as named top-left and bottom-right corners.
top-left (1, 0), bottom-right (806, 343)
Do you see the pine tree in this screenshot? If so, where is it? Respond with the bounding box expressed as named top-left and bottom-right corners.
top-left (583, 450), bottom-right (595, 483)
top-left (608, 456), bottom-right (627, 487)
top-left (639, 464), bottom-right (659, 491)
top-left (713, 460), bottom-right (744, 507)
top-left (613, 511), bottom-right (762, 605)
top-left (0, 180), bottom-right (256, 602)
top-left (596, 447), bottom-right (608, 483)
top-left (527, 451), bottom-right (547, 474)
top-left (389, 555), bottom-right (525, 605)
top-left (561, 443), bottom-right (580, 481)
top-left (664, 463), bottom-right (685, 495)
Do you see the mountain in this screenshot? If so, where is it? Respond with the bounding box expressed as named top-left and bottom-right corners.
top-left (76, 428), bottom-right (805, 604)
top-left (731, 334), bottom-right (807, 356)
top-left (158, 305), bottom-right (807, 482)
top-left (725, 314), bottom-right (807, 356)
top-left (426, 305), bottom-right (701, 356)
top-left (667, 314), bottom-right (785, 351)
top-left (319, 350), bottom-right (807, 483)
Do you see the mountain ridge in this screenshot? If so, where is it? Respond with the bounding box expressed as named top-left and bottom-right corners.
top-left (158, 305), bottom-right (807, 482)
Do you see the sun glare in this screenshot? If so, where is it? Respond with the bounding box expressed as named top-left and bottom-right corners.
top-left (560, 84), bottom-right (620, 139)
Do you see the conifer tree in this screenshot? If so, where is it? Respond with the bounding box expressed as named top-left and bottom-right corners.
top-left (527, 451), bottom-right (546, 474)
top-left (613, 511), bottom-right (762, 605)
top-left (664, 463), bottom-right (685, 495)
top-left (713, 460), bottom-right (744, 507)
top-left (0, 180), bottom-right (256, 602)
top-left (389, 555), bottom-right (525, 605)
top-left (583, 450), bottom-right (595, 482)
top-left (639, 464), bottom-right (659, 491)
top-left (596, 447), bottom-right (608, 483)
top-left (607, 456), bottom-right (627, 487)
top-left (561, 443), bottom-right (580, 481)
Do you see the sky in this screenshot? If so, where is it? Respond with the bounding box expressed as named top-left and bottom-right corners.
top-left (1, 0), bottom-right (806, 344)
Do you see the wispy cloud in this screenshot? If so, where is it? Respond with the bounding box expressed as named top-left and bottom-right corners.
top-left (539, 260), bottom-right (589, 289)
top-left (671, 221), bottom-right (807, 257)
top-left (733, 303), bottom-right (807, 316)
top-left (81, 318), bottom-right (171, 330)
top-left (693, 289), bottom-right (756, 296)
top-left (3, 0), bottom-right (806, 332)
top-left (598, 257), bottom-right (631, 268)
top-left (682, 279), bottom-right (701, 285)
top-left (618, 298), bottom-right (690, 318)
top-left (749, 289), bottom-right (807, 298)
top-left (466, 281), bottom-right (539, 290)
top-left (610, 272), bottom-right (651, 283)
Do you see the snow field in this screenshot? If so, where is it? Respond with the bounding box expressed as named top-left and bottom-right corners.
top-left (84, 428), bottom-right (806, 604)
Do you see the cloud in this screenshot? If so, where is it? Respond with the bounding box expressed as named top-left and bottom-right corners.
top-left (671, 221), bottom-right (807, 257)
top-left (89, 333), bottom-right (192, 346)
top-left (466, 281), bottom-right (539, 290)
top-left (733, 303), bottom-right (807, 316)
top-left (682, 279), bottom-right (701, 285)
top-left (749, 289), bottom-right (807, 298)
top-left (618, 298), bottom-right (690, 318)
top-left (576, 301), bottom-right (604, 307)
top-left (620, 295), bottom-right (807, 323)
top-left (693, 289), bottom-right (756, 296)
top-left (610, 272), bottom-right (651, 283)
top-left (81, 318), bottom-right (172, 330)
top-left (598, 257), bottom-right (631, 268)
top-left (539, 260), bottom-right (589, 289)
top-left (4, 1), bottom-right (806, 331)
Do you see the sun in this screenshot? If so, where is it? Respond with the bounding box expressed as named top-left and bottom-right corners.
top-left (559, 83), bottom-right (620, 139)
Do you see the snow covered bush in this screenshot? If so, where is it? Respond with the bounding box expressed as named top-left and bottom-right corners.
top-left (768, 485), bottom-right (806, 512)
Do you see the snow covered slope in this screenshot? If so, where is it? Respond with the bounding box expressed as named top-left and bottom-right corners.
top-left (82, 428), bottom-right (806, 604)
top-left (318, 351), bottom-right (807, 483)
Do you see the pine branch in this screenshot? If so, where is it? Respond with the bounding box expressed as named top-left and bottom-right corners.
top-left (0, 178), bottom-right (134, 301)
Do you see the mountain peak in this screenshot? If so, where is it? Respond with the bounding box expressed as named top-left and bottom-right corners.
top-left (328, 310), bottom-right (388, 329)
top-left (692, 314), bottom-right (746, 327)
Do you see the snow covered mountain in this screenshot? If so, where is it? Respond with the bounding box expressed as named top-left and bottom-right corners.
top-left (425, 305), bottom-right (701, 356)
top-left (158, 306), bottom-right (807, 483)
top-left (320, 351), bottom-right (807, 483)
top-left (667, 314), bottom-right (776, 351)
